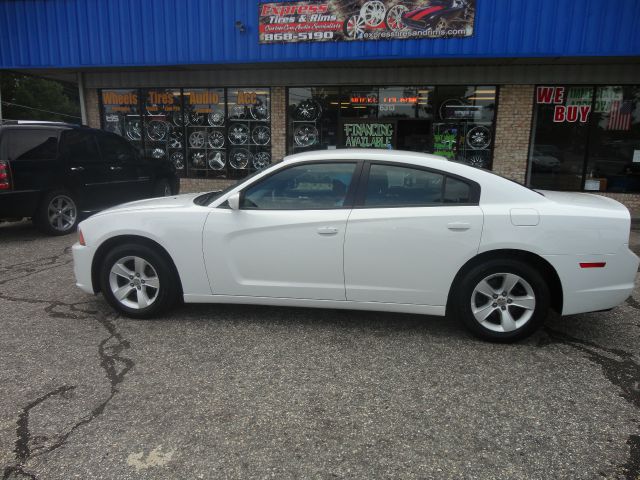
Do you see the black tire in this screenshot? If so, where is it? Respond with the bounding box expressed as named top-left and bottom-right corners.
top-left (99, 243), bottom-right (180, 319)
top-left (34, 189), bottom-right (79, 236)
top-left (153, 178), bottom-right (172, 197)
top-left (452, 259), bottom-right (550, 342)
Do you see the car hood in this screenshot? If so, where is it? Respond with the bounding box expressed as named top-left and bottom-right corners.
top-left (93, 193), bottom-right (203, 216)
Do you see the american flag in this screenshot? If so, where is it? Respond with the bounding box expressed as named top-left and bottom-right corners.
top-left (606, 100), bottom-right (633, 131)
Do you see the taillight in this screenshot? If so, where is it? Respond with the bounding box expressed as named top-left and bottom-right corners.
top-left (0, 161), bottom-right (10, 190)
top-left (78, 228), bottom-right (86, 246)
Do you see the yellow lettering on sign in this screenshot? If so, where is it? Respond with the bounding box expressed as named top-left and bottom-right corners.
top-left (237, 92), bottom-right (258, 105)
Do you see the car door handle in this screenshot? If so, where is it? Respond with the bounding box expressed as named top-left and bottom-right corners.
top-left (317, 227), bottom-right (339, 236)
top-left (109, 165), bottom-right (123, 171)
top-left (447, 222), bottom-right (471, 231)
top-left (69, 166), bottom-right (84, 172)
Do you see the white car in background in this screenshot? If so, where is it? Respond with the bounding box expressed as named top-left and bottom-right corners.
top-left (72, 150), bottom-right (639, 342)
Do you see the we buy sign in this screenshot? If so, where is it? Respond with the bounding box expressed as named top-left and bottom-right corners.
top-left (536, 87), bottom-right (591, 123)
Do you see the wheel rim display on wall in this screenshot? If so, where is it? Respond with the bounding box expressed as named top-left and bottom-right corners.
top-left (295, 100), bottom-right (322, 121)
top-left (170, 151), bottom-right (184, 170)
top-left (207, 111), bottom-right (225, 127)
top-left (169, 131), bottom-right (183, 148)
top-left (207, 151), bottom-right (225, 170)
top-left (228, 124), bottom-right (249, 145)
top-left (208, 131), bottom-right (225, 149)
top-left (250, 102), bottom-right (270, 121)
top-left (189, 131), bottom-right (206, 148)
top-left (125, 120), bottom-right (142, 141)
top-left (229, 105), bottom-right (246, 119)
top-left (252, 126), bottom-right (271, 145)
top-left (173, 111), bottom-right (188, 127)
top-left (189, 112), bottom-right (205, 126)
top-left (294, 124), bottom-right (319, 147)
top-left (466, 126), bottom-right (491, 150)
top-left (191, 151), bottom-right (206, 168)
top-left (151, 147), bottom-right (165, 159)
top-left (146, 120), bottom-right (170, 141)
top-left (253, 151), bottom-right (271, 170)
top-left (230, 149), bottom-right (251, 169)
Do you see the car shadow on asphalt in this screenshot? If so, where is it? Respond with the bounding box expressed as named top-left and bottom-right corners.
top-left (156, 302), bottom-right (529, 345)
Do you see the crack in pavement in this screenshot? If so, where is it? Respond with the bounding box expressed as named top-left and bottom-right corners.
top-left (542, 327), bottom-right (640, 480)
top-left (1, 295), bottom-right (134, 479)
top-left (0, 247), bottom-right (73, 286)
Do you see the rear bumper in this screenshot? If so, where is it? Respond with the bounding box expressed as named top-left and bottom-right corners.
top-left (0, 190), bottom-right (39, 218)
top-left (72, 242), bottom-right (96, 294)
top-left (545, 246), bottom-right (639, 316)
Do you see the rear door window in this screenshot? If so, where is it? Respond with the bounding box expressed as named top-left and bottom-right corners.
top-left (7, 129), bottom-right (59, 161)
top-left (96, 133), bottom-right (137, 164)
top-left (60, 130), bottom-right (100, 164)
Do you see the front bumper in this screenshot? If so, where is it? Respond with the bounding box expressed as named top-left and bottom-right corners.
top-left (72, 242), bottom-right (96, 294)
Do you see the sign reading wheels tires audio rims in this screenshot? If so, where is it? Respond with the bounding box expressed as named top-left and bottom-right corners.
top-left (259, 0), bottom-right (475, 44)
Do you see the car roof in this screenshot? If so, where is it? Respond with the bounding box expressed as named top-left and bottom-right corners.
top-left (0, 120), bottom-right (91, 131)
top-left (283, 148), bottom-right (450, 164)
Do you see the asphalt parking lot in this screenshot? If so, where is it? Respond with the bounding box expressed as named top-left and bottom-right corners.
top-left (1, 220), bottom-right (639, 480)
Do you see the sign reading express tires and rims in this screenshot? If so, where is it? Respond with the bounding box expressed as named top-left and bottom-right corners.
top-left (259, 0), bottom-right (476, 44)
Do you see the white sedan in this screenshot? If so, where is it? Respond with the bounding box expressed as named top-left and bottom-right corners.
top-left (72, 149), bottom-right (639, 341)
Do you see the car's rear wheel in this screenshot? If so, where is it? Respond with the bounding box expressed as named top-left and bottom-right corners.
top-left (99, 243), bottom-right (179, 318)
top-left (453, 259), bottom-right (550, 342)
top-left (153, 179), bottom-right (172, 197)
top-left (34, 190), bottom-right (79, 236)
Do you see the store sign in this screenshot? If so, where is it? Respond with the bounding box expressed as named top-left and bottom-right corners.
top-left (536, 87), bottom-right (591, 123)
top-left (102, 91), bottom-right (138, 105)
top-left (343, 123), bottom-right (393, 148)
top-left (259, 0), bottom-right (476, 44)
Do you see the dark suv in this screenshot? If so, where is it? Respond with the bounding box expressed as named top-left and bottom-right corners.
top-left (0, 121), bottom-right (179, 235)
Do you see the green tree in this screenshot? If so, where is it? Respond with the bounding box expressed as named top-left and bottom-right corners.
top-left (0, 72), bottom-right (81, 123)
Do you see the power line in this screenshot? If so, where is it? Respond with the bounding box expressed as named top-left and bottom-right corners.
top-left (0, 101), bottom-right (81, 119)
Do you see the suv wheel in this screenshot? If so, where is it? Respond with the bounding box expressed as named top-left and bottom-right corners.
top-left (453, 259), bottom-right (550, 342)
top-left (154, 179), bottom-right (172, 197)
top-left (34, 190), bottom-right (79, 236)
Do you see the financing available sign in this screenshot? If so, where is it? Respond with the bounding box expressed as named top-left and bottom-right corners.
top-left (258, 0), bottom-right (476, 44)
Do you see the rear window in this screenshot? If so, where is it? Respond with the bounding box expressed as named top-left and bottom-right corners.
top-left (7, 129), bottom-right (59, 161)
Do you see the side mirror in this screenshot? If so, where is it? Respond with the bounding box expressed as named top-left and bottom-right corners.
top-left (228, 192), bottom-right (240, 210)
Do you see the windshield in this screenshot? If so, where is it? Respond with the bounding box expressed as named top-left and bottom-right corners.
top-left (192, 167), bottom-right (272, 206)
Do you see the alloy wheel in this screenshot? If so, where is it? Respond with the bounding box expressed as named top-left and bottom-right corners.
top-left (470, 273), bottom-right (536, 333)
top-left (109, 256), bottom-right (160, 310)
top-left (48, 195), bottom-right (77, 232)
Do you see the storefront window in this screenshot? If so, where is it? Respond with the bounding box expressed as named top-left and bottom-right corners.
top-left (100, 89), bottom-right (143, 153)
top-left (529, 86), bottom-right (593, 191)
top-left (183, 88), bottom-right (226, 178)
top-left (288, 87), bottom-right (340, 153)
top-left (529, 85), bottom-right (640, 193)
top-left (433, 86), bottom-right (496, 169)
top-left (100, 87), bottom-right (271, 179)
top-left (142, 88), bottom-right (183, 175)
top-left (227, 88), bottom-right (271, 177)
top-left (586, 86), bottom-right (640, 193)
top-left (287, 85), bottom-right (497, 170)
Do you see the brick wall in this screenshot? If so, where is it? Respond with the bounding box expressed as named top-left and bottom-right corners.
top-left (85, 88), bottom-right (100, 128)
top-left (179, 178), bottom-right (236, 193)
top-left (271, 86), bottom-right (286, 163)
top-left (593, 192), bottom-right (640, 217)
top-left (492, 85), bottom-right (535, 184)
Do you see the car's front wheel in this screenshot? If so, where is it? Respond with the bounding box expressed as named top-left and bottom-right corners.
top-left (453, 259), bottom-right (550, 342)
top-left (99, 243), bottom-right (179, 318)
